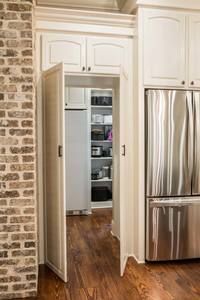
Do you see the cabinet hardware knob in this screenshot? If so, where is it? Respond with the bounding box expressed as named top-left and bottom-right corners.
top-left (181, 81), bottom-right (185, 85)
top-left (88, 67), bottom-right (91, 72)
top-left (82, 66), bottom-right (86, 71)
top-left (191, 81), bottom-right (194, 85)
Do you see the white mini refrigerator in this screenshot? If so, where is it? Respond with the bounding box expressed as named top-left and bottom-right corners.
top-left (65, 110), bottom-right (89, 214)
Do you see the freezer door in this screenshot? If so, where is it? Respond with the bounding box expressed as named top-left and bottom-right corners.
top-left (65, 110), bottom-right (89, 212)
top-left (146, 198), bottom-right (200, 261)
top-left (193, 92), bottom-right (200, 195)
top-left (146, 90), bottom-right (193, 197)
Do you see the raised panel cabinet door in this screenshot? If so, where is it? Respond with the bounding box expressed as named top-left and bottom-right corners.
top-left (189, 16), bottom-right (200, 88)
top-left (42, 34), bottom-right (86, 72)
top-left (65, 87), bottom-right (87, 109)
top-left (143, 9), bottom-right (186, 87)
top-left (87, 37), bottom-right (128, 74)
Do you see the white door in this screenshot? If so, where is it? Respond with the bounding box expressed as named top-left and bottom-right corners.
top-left (43, 63), bottom-right (67, 282)
top-left (87, 37), bottom-right (127, 74)
top-left (143, 9), bottom-right (186, 87)
top-left (189, 15), bottom-right (200, 88)
top-left (119, 69), bottom-right (129, 276)
top-left (65, 110), bottom-right (90, 211)
top-left (65, 87), bottom-right (87, 109)
top-left (42, 34), bottom-right (86, 73)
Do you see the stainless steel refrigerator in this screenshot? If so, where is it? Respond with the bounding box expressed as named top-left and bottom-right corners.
top-left (146, 90), bottom-right (200, 261)
top-left (65, 110), bottom-right (89, 214)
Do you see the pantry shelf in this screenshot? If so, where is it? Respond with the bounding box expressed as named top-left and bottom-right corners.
top-left (91, 157), bottom-right (112, 160)
top-left (91, 140), bottom-right (112, 143)
top-left (91, 123), bottom-right (112, 126)
top-left (91, 178), bottom-right (112, 183)
top-left (90, 89), bottom-right (113, 207)
top-left (91, 106), bottom-right (112, 109)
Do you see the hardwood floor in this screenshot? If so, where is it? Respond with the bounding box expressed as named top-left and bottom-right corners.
top-left (34, 209), bottom-right (200, 300)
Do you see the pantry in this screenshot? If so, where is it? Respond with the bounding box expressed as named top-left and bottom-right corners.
top-left (65, 87), bottom-right (114, 214)
top-left (42, 63), bottom-right (133, 282)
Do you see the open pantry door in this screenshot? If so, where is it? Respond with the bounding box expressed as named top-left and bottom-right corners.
top-left (43, 63), bottom-right (67, 282)
top-left (119, 68), bottom-right (129, 276)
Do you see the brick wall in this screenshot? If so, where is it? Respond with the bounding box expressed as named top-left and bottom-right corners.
top-left (0, 0), bottom-right (38, 299)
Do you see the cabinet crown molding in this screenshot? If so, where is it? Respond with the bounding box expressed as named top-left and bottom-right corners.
top-left (132, 0), bottom-right (200, 10)
top-left (35, 6), bottom-right (136, 29)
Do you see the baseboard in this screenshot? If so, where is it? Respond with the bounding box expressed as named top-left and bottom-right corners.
top-left (91, 200), bottom-right (112, 209)
top-left (111, 230), bottom-right (120, 241)
top-left (111, 219), bottom-right (120, 240)
top-left (129, 253), bottom-right (145, 264)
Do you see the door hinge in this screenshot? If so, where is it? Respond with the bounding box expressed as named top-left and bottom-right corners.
top-left (58, 145), bottom-right (63, 157)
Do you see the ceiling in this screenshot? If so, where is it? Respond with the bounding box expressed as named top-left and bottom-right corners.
top-left (36, 0), bottom-right (130, 13)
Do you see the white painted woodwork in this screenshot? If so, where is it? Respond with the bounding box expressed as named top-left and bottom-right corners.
top-left (35, 7), bottom-right (136, 37)
top-left (42, 33), bottom-right (129, 75)
top-left (119, 69), bottom-right (129, 276)
top-left (87, 37), bottom-right (128, 74)
top-left (65, 87), bottom-right (87, 109)
top-left (37, 0), bottom-right (119, 11)
top-left (42, 65), bottom-right (134, 274)
top-left (189, 15), bottom-right (200, 88)
top-left (42, 34), bottom-right (86, 72)
top-left (36, 7), bottom-right (134, 264)
top-left (112, 80), bottom-right (120, 241)
top-left (143, 9), bottom-right (186, 87)
top-left (43, 63), bottom-right (67, 282)
top-left (131, 0), bottom-right (200, 10)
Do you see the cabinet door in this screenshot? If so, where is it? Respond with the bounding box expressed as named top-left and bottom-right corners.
top-left (189, 16), bottom-right (200, 88)
top-left (143, 9), bottom-right (186, 87)
top-left (42, 34), bottom-right (86, 72)
top-left (87, 37), bottom-right (127, 74)
top-left (65, 87), bottom-right (87, 109)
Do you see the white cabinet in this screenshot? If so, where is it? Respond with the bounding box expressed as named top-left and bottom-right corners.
top-left (143, 9), bottom-right (186, 87)
top-left (189, 15), bottom-right (200, 88)
top-left (65, 87), bottom-right (87, 109)
top-left (42, 34), bottom-right (128, 75)
top-left (42, 34), bottom-right (86, 72)
top-left (87, 37), bottom-right (127, 74)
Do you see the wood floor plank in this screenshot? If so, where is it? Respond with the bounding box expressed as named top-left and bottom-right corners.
top-left (17, 208), bottom-right (200, 300)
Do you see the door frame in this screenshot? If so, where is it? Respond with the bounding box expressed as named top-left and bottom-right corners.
top-left (42, 66), bottom-right (133, 281)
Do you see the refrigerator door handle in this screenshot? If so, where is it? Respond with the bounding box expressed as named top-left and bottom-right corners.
top-left (187, 94), bottom-right (194, 186)
top-left (149, 198), bottom-right (200, 207)
top-left (192, 92), bottom-right (200, 194)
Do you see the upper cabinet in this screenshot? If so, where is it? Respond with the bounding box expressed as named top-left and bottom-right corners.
top-left (188, 15), bottom-right (200, 88)
top-left (143, 9), bottom-right (186, 87)
top-left (87, 37), bottom-right (128, 74)
top-left (42, 34), bottom-right (86, 72)
top-left (65, 87), bottom-right (87, 109)
top-left (42, 34), bottom-right (128, 75)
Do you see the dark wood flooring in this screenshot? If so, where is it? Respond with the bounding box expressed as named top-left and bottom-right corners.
top-left (35, 209), bottom-right (200, 299)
